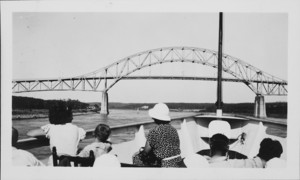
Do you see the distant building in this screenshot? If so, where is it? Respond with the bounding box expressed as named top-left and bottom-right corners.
top-left (140, 106), bottom-right (149, 110)
top-left (87, 104), bottom-right (100, 112)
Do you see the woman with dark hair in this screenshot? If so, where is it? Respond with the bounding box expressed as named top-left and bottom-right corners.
top-left (133, 103), bottom-right (182, 167)
top-left (28, 101), bottom-right (86, 165)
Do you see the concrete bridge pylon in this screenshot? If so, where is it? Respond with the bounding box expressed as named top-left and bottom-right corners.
top-left (254, 95), bottom-right (266, 118)
top-left (100, 91), bottom-right (109, 115)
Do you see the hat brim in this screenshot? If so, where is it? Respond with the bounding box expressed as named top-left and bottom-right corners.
top-left (148, 109), bottom-right (171, 121)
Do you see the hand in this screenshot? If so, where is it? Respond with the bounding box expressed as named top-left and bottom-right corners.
top-left (139, 147), bottom-right (145, 153)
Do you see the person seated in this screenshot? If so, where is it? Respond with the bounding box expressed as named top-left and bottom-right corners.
top-left (28, 102), bottom-right (86, 165)
top-left (205, 133), bottom-right (230, 166)
top-left (12, 127), bottom-right (44, 166)
top-left (209, 137), bottom-right (284, 168)
top-left (133, 103), bottom-right (183, 167)
top-left (198, 120), bottom-right (247, 160)
top-left (248, 138), bottom-right (284, 168)
top-left (78, 124), bottom-right (112, 158)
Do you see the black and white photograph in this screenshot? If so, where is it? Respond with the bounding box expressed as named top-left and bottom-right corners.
top-left (1, 1), bottom-right (300, 180)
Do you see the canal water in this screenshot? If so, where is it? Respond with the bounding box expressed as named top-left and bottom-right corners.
top-left (12, 109), bottom-right (198, 140)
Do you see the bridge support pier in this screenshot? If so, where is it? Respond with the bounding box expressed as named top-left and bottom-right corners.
top-left (254, 95), bottom-right (266, 118)
top-left (100, 91), bottom-right (109, 115)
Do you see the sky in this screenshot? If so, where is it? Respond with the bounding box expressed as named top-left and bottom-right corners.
top-left (12, 12), bottom-right (288, 103)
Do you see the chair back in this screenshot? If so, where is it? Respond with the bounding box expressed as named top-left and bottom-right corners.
top-left (52, 147), bottom-right (95, 167)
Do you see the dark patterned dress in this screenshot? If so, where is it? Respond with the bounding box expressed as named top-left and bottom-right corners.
top-left (132, 124), bottom-right (183, 167)
top-left (147, 124), bottom-right (182, 167)
top-left (148, 124), bottom-right (180, 159)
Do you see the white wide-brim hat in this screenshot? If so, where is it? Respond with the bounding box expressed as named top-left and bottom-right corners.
top-left (208, 120), bottom-right (231, 139)
top-left (148, 103), bottom-right (171, 121)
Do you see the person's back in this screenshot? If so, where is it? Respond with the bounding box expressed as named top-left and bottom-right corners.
top-left (43, 123), bottom-right (85, 155)
top-left (209, 138), bottom-right (284, 168)
top-left (133, 103), bottom-right (182, 167)
top-left (147, 104), bottom-right (181, 167)
top-left (148, 123), bottom-right (180, 160)
top-left (43, 102), bottom-right (85, 156)
top-left (78, 124), bottom-right (112, 158)
top-left (207, 133), bottom-right (230, 167)
top-left (209, 156), bottom-right (263, 168)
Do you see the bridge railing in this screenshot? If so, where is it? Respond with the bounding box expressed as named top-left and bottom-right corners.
top-left (12, 75), bottom-right (287, 95)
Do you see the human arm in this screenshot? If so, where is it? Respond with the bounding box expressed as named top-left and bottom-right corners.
top-left (78, 127), bottom-right (86, 140)
top-left (27, 124), bottom-right (52, 138)
top-left (142, 127), bottom-right (155, 155)
top-left (27, 128), bottom-right (46, 138)
top-left (77, 146), bottom-right (90, 157)
top-left (142, 141), bottom-right (152, 154)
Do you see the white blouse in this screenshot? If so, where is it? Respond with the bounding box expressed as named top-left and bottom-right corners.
top-left (41, 123), bottom-right (86, 156)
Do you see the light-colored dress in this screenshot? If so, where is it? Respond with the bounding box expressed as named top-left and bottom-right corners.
top-left (78, 142), bottom-right (111, 158)
top-left (12, 147), bottom-right (44, 166)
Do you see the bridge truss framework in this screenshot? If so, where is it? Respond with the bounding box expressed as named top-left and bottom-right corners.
top-left (13, 47), bottom-right (287, 96)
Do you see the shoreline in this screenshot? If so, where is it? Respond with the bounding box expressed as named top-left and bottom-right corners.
top-left (12, 111), bottom-right (98, 120)
top-left (12, 108), bottom-right (287, 121)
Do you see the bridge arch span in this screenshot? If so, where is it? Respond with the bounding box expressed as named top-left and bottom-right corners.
top-left (12, 46), bottom-right (287, 96)
top-left (79, 47), bottom-right (287, 95)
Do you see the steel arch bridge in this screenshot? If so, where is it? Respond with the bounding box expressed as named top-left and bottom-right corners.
top-left (12, 47), bottom-right (287, 96)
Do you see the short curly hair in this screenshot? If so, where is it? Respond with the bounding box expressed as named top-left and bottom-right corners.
top-left (94, 124), bottom-right (111, 142)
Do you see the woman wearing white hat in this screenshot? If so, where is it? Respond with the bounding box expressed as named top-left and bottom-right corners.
top-left (133, 103), bottom-right (183, 167)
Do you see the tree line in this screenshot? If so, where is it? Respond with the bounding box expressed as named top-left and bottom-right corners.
top-left (12, 96), bottom-right (89, 110)
top-left (108, 102), bottom-right (287, 118)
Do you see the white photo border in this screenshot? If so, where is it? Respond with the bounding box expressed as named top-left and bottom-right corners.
top-left (1, 0), bottom-right (299, 180)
